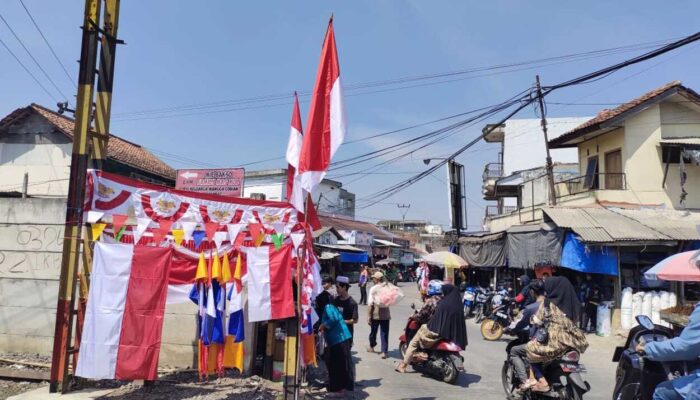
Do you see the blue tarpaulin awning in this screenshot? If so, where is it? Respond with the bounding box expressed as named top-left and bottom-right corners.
top-left (339, 252), bottom-right (368, 263)
top-left (560, 233), bottom-right (618, 276)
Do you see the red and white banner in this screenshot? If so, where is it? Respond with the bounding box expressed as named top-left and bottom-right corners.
top-left (298, 19), bottom-right (346, 193)
top-left (85, 170), bottom-right (298, 230)
top-left (286, 93), bottom-right (305, 212)
top-left (76, 242), bottom-right (172, 380)
top-left (244, 244), bottom-right (295, 322)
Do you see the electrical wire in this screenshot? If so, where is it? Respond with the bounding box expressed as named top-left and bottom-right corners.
top-left (0, 37), bottom-right (58, 102)
top-left (17, 0), bottom-right (77, 88)
top-left (0, 12), bottom-right (70, 101)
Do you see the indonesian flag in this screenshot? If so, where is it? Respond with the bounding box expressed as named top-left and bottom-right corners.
top-left (298, 18), bottom-right (346, 193)
top-left (244, 244), bottom-right (295, 322)
top-left (286, 92), bottom-right (305, 212)
top-left (76, 242), bottom-right (172, 380)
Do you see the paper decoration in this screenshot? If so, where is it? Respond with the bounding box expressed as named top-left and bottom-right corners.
top-left (272, 223), bottom-right (286, 235)
top-left (226, 224), bottom-right (244, 246)
top-left (193, 231), bottom-right (206, 249)
top-left (86, 211), bottom-right (104, 224)
top-left (172, 229), bottom-right (185, 247)
top-left (112, 214), bottom-right (127, 236)
top-left (205, 222), bottom-right (219, 242)
top-left (195, 252), bottom-right (208, 281)
top-left (152, 229), bottom-right (164, 245)
top-left (211, 252), bottom-right (222, 282)
top-left (221, 253), bottom-right (232, 283)
top-left (290, 232), bottom-right (305, 250)
top-left (181, 221), bottom-right (198, 241)
top-left (133, 217), bottom-right (151, 244)
top-left (158, 220), bottom-right (174, 238)
top-left (213, 231), bottom-right (228, 250)
top-left (272, 233), bottom-right (284, 250)
top-left (91, 223), bottom-right (107, 241)
top-left (248, 223), bottom-right (265, 246)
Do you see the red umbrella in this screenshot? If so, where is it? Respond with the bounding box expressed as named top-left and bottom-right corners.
top-left (644, 250), bottom-right (700, 282)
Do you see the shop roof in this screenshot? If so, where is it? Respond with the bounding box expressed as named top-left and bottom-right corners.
top-left (373, 238), bottom-right (402, 247)
top-left (316, 243), bottom-right (367, 253)
top-left (542, 207), bottom-right (700, 243)
top-left (317, 214), bottom-right (394, 240)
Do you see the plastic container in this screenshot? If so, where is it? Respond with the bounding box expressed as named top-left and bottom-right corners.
top-left (620, 288), bottom-right (634, 330)
top-left (651, 292), bottom-right (661, 325)
top-left (631, 293), bottom-right (643, 327)
top-left (642, 292), bottom-right (653, 319)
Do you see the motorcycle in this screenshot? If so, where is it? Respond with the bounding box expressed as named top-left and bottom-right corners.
top-left (481, 294), bottom-right (515, 341)
top-left (501, 333), bottom-right (590, 400)
top-left (463, 286), bottom-right (478, 319)
top-left (612, 315), bottom-right (696, 400)
top-left (473, 287), bottom-right (493, 323)
top-left (398, 304), bottom-right (465, 384)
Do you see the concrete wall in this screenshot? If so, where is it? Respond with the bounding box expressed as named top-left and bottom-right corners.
top-left (0, 197), bottom-right (245, 368)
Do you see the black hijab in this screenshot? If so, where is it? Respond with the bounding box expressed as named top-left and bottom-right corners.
top-left (543, 276), bottom-right (581, 322)
top-left (427, 284), bottom-right (468, 349)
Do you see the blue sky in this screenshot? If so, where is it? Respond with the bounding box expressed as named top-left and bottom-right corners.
top-left (2, 1), bottom-right (700, 229)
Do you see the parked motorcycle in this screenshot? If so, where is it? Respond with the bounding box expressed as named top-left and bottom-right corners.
top-left (463, 286), bottom-right (478, 318)
top-left (473, 287), bottom-right (493, 323)
top-left (501, 333), bottom-right (590, 400)
top-left (398, 304), bottom-right (465, 384)
top-left (480, 294), bottom-right (515, 341)
top-left (612, 315), bottom-right (696, 400)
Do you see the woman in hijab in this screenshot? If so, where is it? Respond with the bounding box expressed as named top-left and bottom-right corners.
top-left (320, 303), bottom-right (354, 396)
top-left (525, 276), bottom-right (588, 392)
top-left (396, 284), bottom-right (467, 373)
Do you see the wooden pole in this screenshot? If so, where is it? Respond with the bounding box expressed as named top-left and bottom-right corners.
top-left (49, 0), bottom-right (101, 393)
top-left (535, 75), bottom-right (558, 206)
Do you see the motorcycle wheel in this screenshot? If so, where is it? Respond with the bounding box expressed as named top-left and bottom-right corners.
top-left (481, 319), bottom-right (504, 341)
top-left (442, 359), bottom-right (459, 384)
top-left (474, 307), bottom-right (483, 323)
top-left (399, 342), bottom-right (407, 359)
top-left (566, 385), bottom-right (583, 400)
top-left (463, 305), bottom-right (472, 319)
top-left (501, 361), bottom-right (518, 400)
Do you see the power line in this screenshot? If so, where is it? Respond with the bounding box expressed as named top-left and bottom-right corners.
top-left (0, 37), bottom-right (58, 102)
top-left (0, 12), bottom-right (70, 101)
top-left (18, 0), bottom-right (77, 88)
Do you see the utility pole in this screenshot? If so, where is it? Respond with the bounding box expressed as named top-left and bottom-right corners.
top-left (535, 75), bottom-right (557, 206)
top-left (397, 204), bottom-right (410, 231)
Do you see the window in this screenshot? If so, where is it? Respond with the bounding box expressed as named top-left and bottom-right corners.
top-left (583, 156), bottom-right (599, 189)
top-left (605, 150), bottom-right (623, 190)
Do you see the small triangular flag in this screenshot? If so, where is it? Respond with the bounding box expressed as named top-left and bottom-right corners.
top-left (227, 224), bottom-right (244, 245)
top-left (91, 223), bottom-right (107, 241)
top-left (195, 252), bottom-right (208, 281)
top-left (193, 230), bottom-right (206, 249)
top-left (222, 253), bottom-right (232, 283)
top-left (158, 219), bottom-right (174, 238)
top-left (272, 233), bottom-right (284, 250)
top-left (133, 217), bottom-right (151, 244)
top-left (211, 251), bottom-right (222, 282)
top-left (152, 229), bottom-right (164, 245)
top-left (115, 225), bottom-right (126, 241)
top-left (86, 211), bottom-right (104, 224)
top-left (248, 223), bottom-right (265, 245)
top-left (290, 232), bottom-right (305, 250)
top-left (213, 231), bottom-right (227, 250)
top-left (233, 254), bottom-right (242, 281)
top-left (272, 223), bottom-right (286, 235)
top-left (112, 214), bottom-right (127, 236)
top-left (205, 222), bottom-right (219, 242)
top-left (181, 221), bottom-right (198, 241)
top-left (172, 229), bottom-right (185, 247)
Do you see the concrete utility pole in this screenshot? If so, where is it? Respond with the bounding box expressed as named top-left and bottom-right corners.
top-left (50, 0), bottom-right (121, 392)
top-left (397, 203), bottom-right (410, 230)
top-left (535, 75), bottom-right (557, 206)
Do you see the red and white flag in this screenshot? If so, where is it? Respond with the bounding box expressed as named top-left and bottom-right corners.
top-left (244, 244), bottom-right (295, 322)
top-left (298, 18), bottom-right (346, 193)
top-left (76, 242), bottom-right (172, 380)
top-left (286, 92), bottom-right (305, 212)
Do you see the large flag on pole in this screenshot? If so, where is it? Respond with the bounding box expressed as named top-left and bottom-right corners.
top-left (298, 17), bottom-right (346, 193)
top-left (286, 92), bottom-right (305, 212)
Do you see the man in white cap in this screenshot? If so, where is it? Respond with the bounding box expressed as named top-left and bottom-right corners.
top-left (367, 271), bottom-right (391, 358)
top-left (333, 276), bottom-right (359, 344)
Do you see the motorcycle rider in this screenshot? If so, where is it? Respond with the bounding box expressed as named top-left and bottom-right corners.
top-left (515, 274), bottom-right (535, 306)
top-left (396, 284), bottom-right (467, 373)
top-left (508, 280), bottom-right (546, 391)
top-left (413, 280), bottom-right (444, 326)
top-left (635, 301), bottom-right (700, 400)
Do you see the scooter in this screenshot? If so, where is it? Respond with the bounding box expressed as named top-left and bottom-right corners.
top-left (474, 287), bottom-right (493, 323)
top-left (481, 294), bottom-right (516, 341)
top-left (612, 315), bottom-right (696, 400)
top-left (398, 304), bottom-right (465, 384)
top-left (501, 333), bottom-right (589, 399)
top-left (463, 286), bottom-right (478, 319)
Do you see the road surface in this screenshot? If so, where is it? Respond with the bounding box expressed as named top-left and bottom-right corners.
top-left (344, 282), bottom-right (619, 400)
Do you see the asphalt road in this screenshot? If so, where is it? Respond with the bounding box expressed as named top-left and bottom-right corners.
top-left (346, 282), bottom-right (620, 400)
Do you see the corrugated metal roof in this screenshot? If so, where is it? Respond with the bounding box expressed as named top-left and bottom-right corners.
top-left (543, 207), bottom-right (673, 243)
top-left (615, 209), bottom-right (700, 241)
top-left (660, 138), bottom-right (700, 146)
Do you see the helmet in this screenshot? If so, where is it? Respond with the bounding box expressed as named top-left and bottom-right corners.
top-left (427, 280), bottom-right (443, 297)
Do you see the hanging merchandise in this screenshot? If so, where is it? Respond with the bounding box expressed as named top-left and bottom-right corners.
top-left (76, 243), bottom-right (173, 380)
top-left (193, 231), bottom-right (206, 249)
top-left (133, 217), bottom-right (151, 244)
top-left (172, 229), bottom-right (185, 247)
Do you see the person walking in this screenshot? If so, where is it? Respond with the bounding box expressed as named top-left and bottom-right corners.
top-left (333, 276), bottom-right (359, 344)
top-left (367, 271), bottom-right (391, 359)
top-left (320, 303), bottom-right (354, 397)
top-left (358, 265), bottom-right (369, 305)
